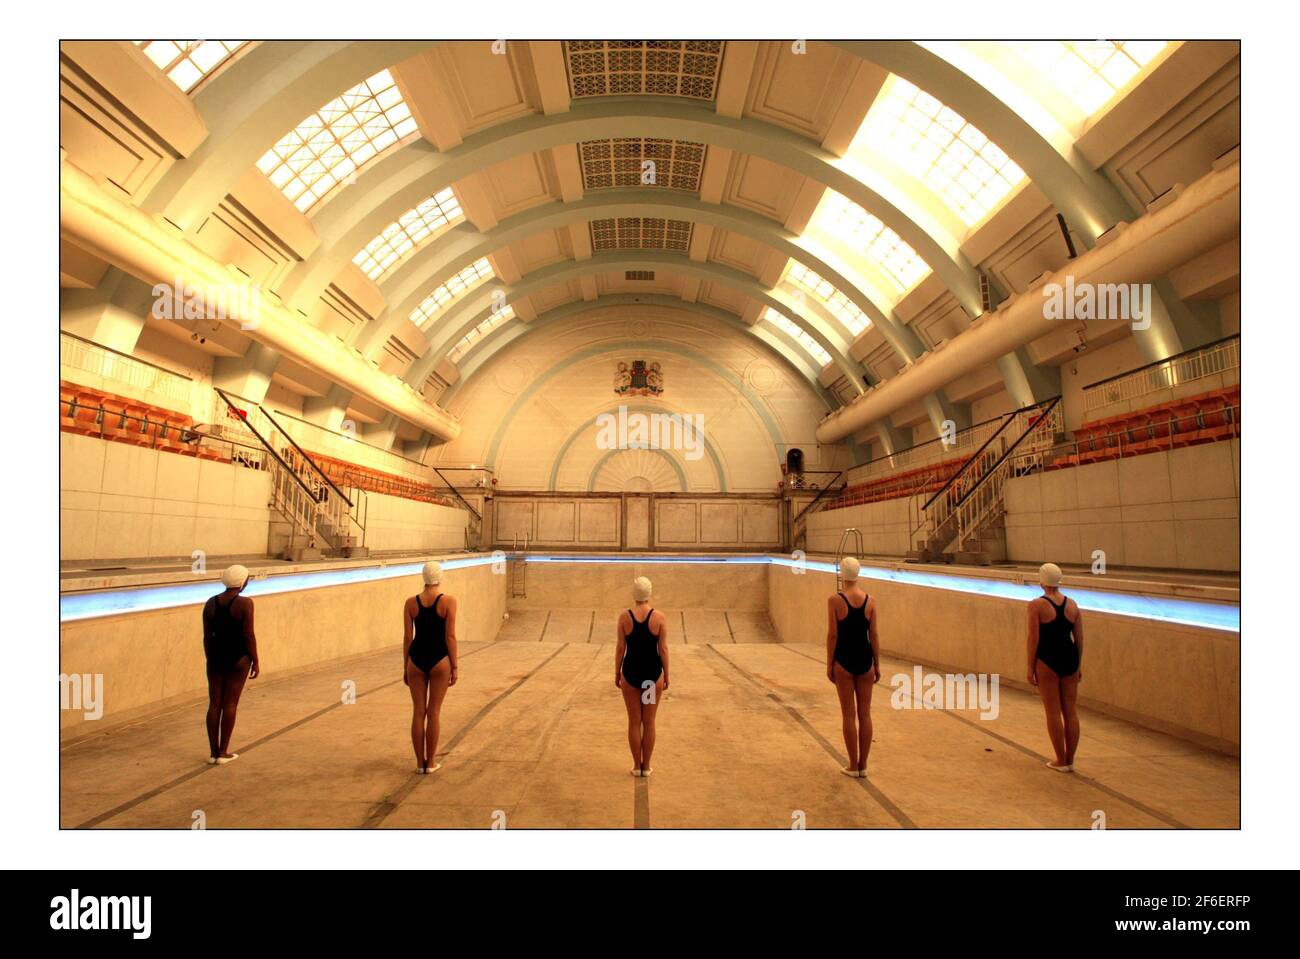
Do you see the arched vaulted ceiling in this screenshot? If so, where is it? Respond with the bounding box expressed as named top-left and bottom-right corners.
top-left (101, 39), bottom-right (1203, 449)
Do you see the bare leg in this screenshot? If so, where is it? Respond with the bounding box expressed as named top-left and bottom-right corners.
top-left (424, 658), bottom-right (452, 768)
top-left (639, 675), bottom-right (666, 772)
top-left (854, 673), bottom-right (875, 773)
top-left (619, 678), bottom-right (644, 771)
top-left (1060, 674), bottom-right (1082, 766)
top-left (1036, 663), bottom-right (1068, 766)
top-left (205, 671), bottom-right (224, 758)
top-left (217, 656), bottom-right (251, 758)
top-left (833, 664), bottom-right (859, 771)
top-left (407, 661), bottom-right (430, 768)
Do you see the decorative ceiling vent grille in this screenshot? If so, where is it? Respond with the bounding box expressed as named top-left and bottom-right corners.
top-left (625, 271), bottom-right (656, 281)
top-left (591, 218), bottom-right (693, 253)
top-left (579, 138), bottom-right (706, 191)
top-left (564, 41), bottom-right (724, 100)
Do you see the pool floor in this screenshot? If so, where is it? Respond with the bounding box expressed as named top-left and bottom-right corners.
top-left (60, 619), bottom-right (1239, 830)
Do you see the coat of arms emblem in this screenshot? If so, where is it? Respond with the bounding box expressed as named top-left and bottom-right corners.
top-left (614, 360), bottom-right (664, 397)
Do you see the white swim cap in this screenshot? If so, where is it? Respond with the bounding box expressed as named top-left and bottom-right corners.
top-left (1039, 562), bottom-right (1063, 587)
top-left (632, 576), bottom-right (653, 602)
top-left (221, 564), bottom-right (249, 589)
top-left (422, 561), bottom-right (443, 585)
top-left (840, 556), bottom-right (861, 582)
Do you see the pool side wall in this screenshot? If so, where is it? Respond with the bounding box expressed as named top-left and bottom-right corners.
top-left (768, 564), bottom-right (1240, 754)
top-left (60, 559), bottom-right (508, 734)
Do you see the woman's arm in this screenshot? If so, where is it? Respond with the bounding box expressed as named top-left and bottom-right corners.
top-left (445, 595), bottom-right (459, 686)
top-left (613, 613), bottom-right (628, 688)
top-left (402, 598), bottom-right (414, 684)
top-left (1071, 603), bottom-right (1084, 681)
top-left (657, 613), bottom-right (670, 690)
top-left (867, 597), bottom-right (882, 684)
top-left (242, 599), bottom-right (260, 678)
top-left (826, 595), bottom-right (838, 682)
top-left (202, 600), bottom-right (214, 664)
top-left (1026, 602), bottom-right (1040, 686)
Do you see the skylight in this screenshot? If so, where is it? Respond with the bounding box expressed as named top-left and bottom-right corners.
top-left (257, 70), bottom-right (419, 213)
top-left (1011, 41), bottom-right (1168, 116)
top-left (449, 306), bottom-right (516, 362)
top-left (136, 41), bottom-right (245, 93)
top-left (811, 192), bottom-right (931, 297)
top-left (785, 263), bottom-right (872, 336)
top-left (409, 259), bottom-right (495, 328)
top-left (764, 308), bottom-right (831, 367)
top-left (353, 188), bottom-right (465, 282)
top-left (854, 76), bottom-right (1025, 226)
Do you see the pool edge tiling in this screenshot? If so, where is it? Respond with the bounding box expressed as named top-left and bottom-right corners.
top-left (62, 552), bottom-right (1239, 633)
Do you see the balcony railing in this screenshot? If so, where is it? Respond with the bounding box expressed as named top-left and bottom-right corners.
top-left (1082, 335), bottom-right (1240, 415)
top-left (60, 332), bottom-right (194, 409)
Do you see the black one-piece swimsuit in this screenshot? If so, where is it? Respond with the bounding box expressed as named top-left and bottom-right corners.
top-left (834, 592), bottom-right (874, 676)
top-left (409, 594), bottom-right (450, 674)
top-left (1035, 596), bottom-right (1079, 677)
top-left (621, 608), bottom-right (663, 688)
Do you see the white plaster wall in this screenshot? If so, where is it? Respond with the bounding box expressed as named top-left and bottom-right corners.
top-left (359, 490), bottom-right (469, 553)
top-left (805, 496), bottom-right (916, 556)
top-left (1004, 439), bottom-right (1240, 572)
top-left (61, 432), bottom-right (273, 561)
top-left (437, 307), bottom-right (844, 493)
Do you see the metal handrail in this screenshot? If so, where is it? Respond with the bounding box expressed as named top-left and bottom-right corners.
top-left (917, 397), bottom-right (1063, 555)
top-left (257, 402), bottom-right (352, 508)
top-left (790, 471), bottom-right (844, 526)
top-left (951, 397), bottom-right (1061, 514)
top-left (922, 397), bottom-right (1059, 512)
top-left (432, 465), bottom-right (482, 522)
top-left (211, 389), bottom-right (317, 501)
top-left (835, 528), bottom-right (864, 590)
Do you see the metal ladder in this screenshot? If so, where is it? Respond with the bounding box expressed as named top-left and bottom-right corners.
top-left (509, 533), bottom-right (529, 598)
top-left (835, 528), bottom-right (864, 590)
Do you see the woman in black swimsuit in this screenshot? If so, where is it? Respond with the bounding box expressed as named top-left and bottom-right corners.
top-left (1027, 562), bottom-right (1085, 772)
top-left (615, 576), bottom-right (669, 777)
top-left (826, 557), bottom-right (880, 778)
top-left (202, 565), bottom-right (260, 765)
top-left (403, 561), bottom-right (458, 774)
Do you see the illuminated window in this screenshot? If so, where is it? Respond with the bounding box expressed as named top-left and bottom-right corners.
top-left (257, 70), bottom-right (419, 213)
top-left (813, 193), bottom-right (930, 296)
top-left (136, 41), bottom-right (245, 93)
top-left (764, 308), bottom-right (831, 367)
top-left (449, 306), bottom-right (516, 362)
top-left (786, 263), bottom-right (871, 336)
top-left (353, 188), bottom-right (464, 282)
top-left (856, 76), bottom-right (1025, 226)
top-left (409, 259), bottom-right (495, 327)
top-left (1012, 41), bottom-right (1168, 116)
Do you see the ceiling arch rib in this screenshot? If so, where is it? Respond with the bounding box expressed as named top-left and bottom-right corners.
top-left (143, 40), bottom-right (434, 231)
top-left (273, 97), bottom-right (984, 317)
top-left (442, 295), bottom-right (833, 405)
top-left (402, 252), bottom-right (869, 394)
top-left (830, 40), bottom-right (1134, 241)
top-left (352, 190), bottom-right (926, 364)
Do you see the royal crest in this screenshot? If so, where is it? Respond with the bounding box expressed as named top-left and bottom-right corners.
top-left (614, 360), bottom-right (663, 397)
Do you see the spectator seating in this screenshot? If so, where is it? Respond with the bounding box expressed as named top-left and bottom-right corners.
top-left (1049, 386), bottom-right (1239, 469)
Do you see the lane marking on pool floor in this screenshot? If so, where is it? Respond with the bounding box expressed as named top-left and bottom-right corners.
top-left (586, 611), bottom-right (595, 643)
top-left (703, 645), bottom-right (916, 829)
top-left (778, 645), bottom-right (1192, 829)
top-left (362, 643), bottom-right (570, 829)
top-left (538, 611), bottom-right (552, 642)
top-left (723, 612), bottom-right (737, 642)
top-left (680, 611), bottom-right (688, 644)
top-left (72, 642), bottom-right (504, 829)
